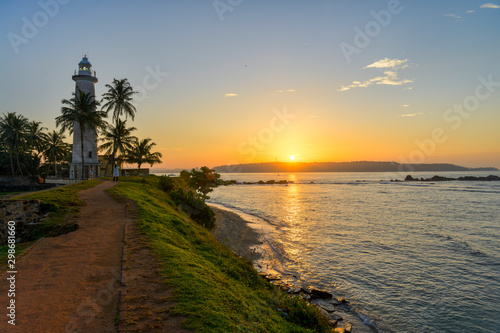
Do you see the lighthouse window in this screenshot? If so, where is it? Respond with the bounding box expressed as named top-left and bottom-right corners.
top-left (88, 151), bottom-right (92, 158)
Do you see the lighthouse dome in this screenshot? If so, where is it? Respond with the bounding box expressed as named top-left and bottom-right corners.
top-left (78, 56), bottom-right (92, 74)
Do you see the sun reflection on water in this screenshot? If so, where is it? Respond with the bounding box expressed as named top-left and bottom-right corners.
top-left (283, 182), bottom-right (305, 256)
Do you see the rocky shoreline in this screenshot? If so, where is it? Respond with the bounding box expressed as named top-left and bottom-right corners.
top-left (394, 174), bottom-right (500, 182)
top-left (210, 205), bottom-right (378, 333)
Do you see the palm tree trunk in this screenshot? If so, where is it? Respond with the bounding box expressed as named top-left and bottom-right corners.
top-left (104, 147), bottom-right (117, 177)
top-left (110, 147), bottom-right (117, 177)
top-left (54, 154), bottom-right (58, 178)
top-left (9, 150), bottom-right (15, 176)
top-left (80, 130), bottom-right (85, 180)
top-left (14, 142), bottom-right (23, 176)
top-left (104, 157), bottom-right (111, 177)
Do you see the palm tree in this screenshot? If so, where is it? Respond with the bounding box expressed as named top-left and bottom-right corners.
top-left (42, 129), bottom-right (68, 178)
top-left (101, 78), bottom-right (137, 122)
top-left (26, 121), bottom-right (48, 154)
top-left (99, 119), bottom-right (137, 176)
top-left (0, 112), bottom-right (29, 175)
top-left (125, 138), bottom-right (162, 170)
top-left (56, 90), bottom-right (107, 179)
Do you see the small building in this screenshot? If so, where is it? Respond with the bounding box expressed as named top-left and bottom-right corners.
top-left (98, 155), bottom-right (149, 177)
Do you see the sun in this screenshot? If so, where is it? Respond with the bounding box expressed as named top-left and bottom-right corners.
top-left (290, 155), bottom-right (296, 161)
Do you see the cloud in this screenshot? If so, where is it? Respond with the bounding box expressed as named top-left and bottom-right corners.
top-left (445, 13), bottom-right (462, 19)
top-left (401, 104), bottom-right (410, 108)
top-left (338, 69), bottom-right (413, 91)
top-left (338, 58), bottom-right (413, 91)
top-left (364, 58), bottom-right (408, 69)
top-left (398, 113), bottom-right (423, 118)
top-left (466, 10), bottom-right (475, 13)
top-left (277, 89), bottom-right (295, 93)
top-left (480, 3), bottom-right (500, 8)
top-left (224, 93), bottom-right (238, 97)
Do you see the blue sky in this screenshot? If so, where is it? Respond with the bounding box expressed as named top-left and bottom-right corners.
top-left (1, 0), bottom-right (499, 168)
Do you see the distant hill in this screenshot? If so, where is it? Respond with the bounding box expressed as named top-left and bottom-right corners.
top-left (212, 161), bottom-right (499, 173)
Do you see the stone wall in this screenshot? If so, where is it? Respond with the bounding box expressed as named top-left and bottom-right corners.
top-left (0, 176), bottom-right (56, 192)
top-left (0, 199), bottom-right (50, 245)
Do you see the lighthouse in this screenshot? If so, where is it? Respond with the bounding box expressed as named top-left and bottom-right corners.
top-left (69, 56), bottom-right (100, 180)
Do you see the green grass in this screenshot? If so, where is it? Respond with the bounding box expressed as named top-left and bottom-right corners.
top-left (17, 179), bottom-right (102, 239)
top-left (108, 176), bottom-right (331, 332)
top-left (0, 180), bottom-right (102, 264)
top-left (0, 241), bottom-right (36, 270)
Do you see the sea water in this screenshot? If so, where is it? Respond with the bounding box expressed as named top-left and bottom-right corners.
top-left (206, 172), bottom-right (500, 333)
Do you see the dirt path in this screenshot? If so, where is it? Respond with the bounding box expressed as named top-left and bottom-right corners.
top-left (0, 181), bottom-right (126, 332)
top-left (123, 199), bottom-right (191, 333)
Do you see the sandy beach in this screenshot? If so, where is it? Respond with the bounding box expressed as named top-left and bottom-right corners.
top-left (210, 206), bottom-right (263, 263)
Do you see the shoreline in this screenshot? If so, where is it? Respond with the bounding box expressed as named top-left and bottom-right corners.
top-left (210, 203), bottom-right (379, 333)
top-left (210, 205), bottom-right (263, 263)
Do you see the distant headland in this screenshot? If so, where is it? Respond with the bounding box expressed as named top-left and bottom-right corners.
top-left (211, 161), bottom-right (499, 173)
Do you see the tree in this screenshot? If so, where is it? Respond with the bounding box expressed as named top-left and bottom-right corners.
top-left (41, 129), bottom-right (68, 178)
top-left (101, 78), bottom-right (137, 122)
top-left (26, 120), bottom-right (48, 154)
top-left (187, 166), bottom-right (221, 200)
top-left (56, 90), bottom-right (107, 179)
top-left (0, 112), bottom-right (29, 175)
top-left (99, 119), bottom-right (137, 176)
top-left (125, 138), bottom-right (162, 170)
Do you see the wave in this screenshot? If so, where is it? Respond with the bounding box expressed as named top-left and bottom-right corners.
top-left (425, 232), bottom-right (493, 260)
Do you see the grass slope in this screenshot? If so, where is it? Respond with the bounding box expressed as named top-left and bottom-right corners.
top-left (108, 176), bottom-right (330, 332)
top-left (1, 180), bottom-right (102, 268)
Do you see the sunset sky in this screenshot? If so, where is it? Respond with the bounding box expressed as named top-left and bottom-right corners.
top-left (1, 1), bottom-right (499, 169)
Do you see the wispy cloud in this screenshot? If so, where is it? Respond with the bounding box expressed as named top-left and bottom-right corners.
top-left (338, 58), bottom-right (413, 92)
top-left (401, 104), bottom-right (410, 108)
top-left (480, 3), bottom-right (500, 8)
top-left (364, 58), bottom-right (408, 69)
top-left (445, 13), bottom-right (462, 19)
top-left (224, 93), bottom-right (238, 97)
top-left (398, 112), bottom-right (423, 118)
top-left (466, 10), bottom-right (475, 13)
top-left (277, 89), bottom-right (295, 93)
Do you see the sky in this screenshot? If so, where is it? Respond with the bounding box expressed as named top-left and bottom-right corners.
top-left (1, 0), bottom-right (499, 169)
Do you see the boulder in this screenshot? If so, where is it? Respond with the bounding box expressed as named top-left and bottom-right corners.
top-left (308, 286), bottom-right (333, 299)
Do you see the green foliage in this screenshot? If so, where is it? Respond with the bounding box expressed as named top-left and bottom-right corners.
top-left (56, 90), bottom-right (107, 179)
top-left (280, 296), bottom-right (331, 332)
top-left (158, 175), bottom-right (176, 193)
top-left (124, 137), bottom-right (162, 169)
top-left (170, 187), bottom-right (215, 229)
top-left (17, 179), bottom-right (101, 210)
top-left (99, 118), bottom-right (137, 176)
top-left (180, 169), bottom-right (190, 181)
top-left (186, 166), bottom-right (221, 200)
top-left (108, 177), bottom-right (331, 332)
top-left (101, 78), bottom-right (138, 122)
top-left (0, 179), bottom-right (102, 264)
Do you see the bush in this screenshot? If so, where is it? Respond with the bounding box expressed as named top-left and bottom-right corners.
top-left (280, 296), bottom-right (330, 332)
top-left (158, 175), bottom-right (176, 193)
top-left (170, 187), bottom-right (215, 229)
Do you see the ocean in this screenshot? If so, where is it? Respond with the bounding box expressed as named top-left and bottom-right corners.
top-left (205, 171), bottom-right (500, 333)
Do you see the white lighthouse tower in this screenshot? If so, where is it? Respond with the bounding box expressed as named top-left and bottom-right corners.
top-left (69, 56), bottom-right (100, 180)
